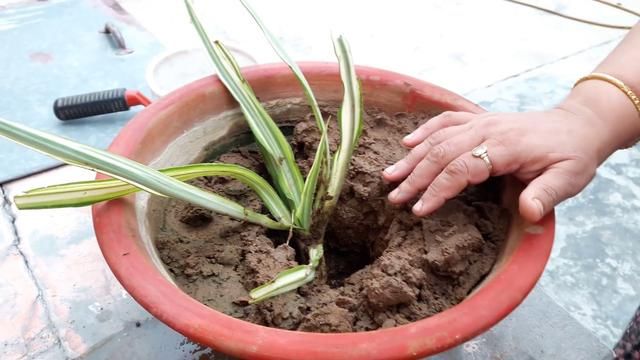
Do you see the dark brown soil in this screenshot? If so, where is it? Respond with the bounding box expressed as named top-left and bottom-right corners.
top-left (150, 102), bottom-right (510, 333)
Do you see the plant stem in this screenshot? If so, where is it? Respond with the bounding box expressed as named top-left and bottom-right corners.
top-left (295, 206), bottom-right (333, 280)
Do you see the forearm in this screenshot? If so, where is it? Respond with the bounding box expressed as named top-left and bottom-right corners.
top-left (597, 21), bottom-right (640, 92)
top-left (560, 22), bottom-right (640, 161)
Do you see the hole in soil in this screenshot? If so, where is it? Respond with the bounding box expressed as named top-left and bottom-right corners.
top-left (323, 226), bottom-right (378, 288)
top-left (266, 229), bottom-right (309, 265)
top-left (266, 229), bottom-right (288, 247)
top-left (268, 222), bottom-right (387, 284)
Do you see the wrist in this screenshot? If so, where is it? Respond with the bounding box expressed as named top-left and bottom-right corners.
top-left (559, 79), bottom-right (640, 158)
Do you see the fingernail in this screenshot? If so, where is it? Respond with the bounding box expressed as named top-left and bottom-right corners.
top-left (403, 133), bottom-right (415, 142)
top-left (413, 200), bottom-right (423, 214)
top-left (384, 164), bottom-right (396, 175)
top-left (532, 198), bottom-right (544, 218)
top-left (389, 188), bottom-right (401, 200)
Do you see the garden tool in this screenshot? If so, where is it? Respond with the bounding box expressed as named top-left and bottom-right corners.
top-left (53, 88), bottom-right (151, 121)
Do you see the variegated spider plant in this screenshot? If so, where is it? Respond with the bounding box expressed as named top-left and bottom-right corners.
top-left (0, 0), bottom-right (362, 303)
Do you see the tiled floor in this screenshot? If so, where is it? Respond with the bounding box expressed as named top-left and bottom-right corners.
top-left (1, 0), bottom-right (639, 359)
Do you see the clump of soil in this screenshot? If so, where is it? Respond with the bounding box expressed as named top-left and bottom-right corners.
top-left (150, 102), bottom-right (510, 332)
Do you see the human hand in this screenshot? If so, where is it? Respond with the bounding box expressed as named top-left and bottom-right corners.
top-left (382, 105), bottom-right (617, 223)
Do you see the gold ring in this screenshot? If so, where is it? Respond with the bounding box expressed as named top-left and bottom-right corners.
top-left (471, 144), bottom-right (493, 172)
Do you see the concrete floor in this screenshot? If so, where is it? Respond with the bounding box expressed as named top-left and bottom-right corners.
top-left (1, 0), bottom-right (639, 358)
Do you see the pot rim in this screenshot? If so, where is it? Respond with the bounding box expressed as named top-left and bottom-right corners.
top-left (93, 62), bottom-right (554, 360)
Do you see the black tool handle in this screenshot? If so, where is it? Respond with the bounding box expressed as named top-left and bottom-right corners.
top-left (53, 88), bottom-right (129, 121)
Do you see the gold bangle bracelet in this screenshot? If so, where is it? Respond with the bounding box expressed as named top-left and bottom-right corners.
top-left (574, 72), bottom-right (640, 118)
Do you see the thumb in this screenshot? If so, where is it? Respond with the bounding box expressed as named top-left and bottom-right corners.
top-left (519, 167), bottom-right (579, 223)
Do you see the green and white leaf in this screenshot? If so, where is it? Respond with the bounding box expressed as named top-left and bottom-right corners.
top-left (14, 163), bottom-right (291, 224)
top-left (185, 0), bottom-right (304, 209)
top-left (249, 244), bottom-right (324, 303)
top-left (238, 0), bottom-right (331, 168)
top-left (0, 117), bottom-right (289, 230)
top-left (295, 139), bottom-right (326, 230)
top-left (238, 0), bottom-right (331, 229)
top-left (326, 35), bottom-right (363, 207)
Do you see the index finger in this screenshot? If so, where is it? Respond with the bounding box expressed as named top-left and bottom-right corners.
top-left (402, 111), bottom-right (475, 148)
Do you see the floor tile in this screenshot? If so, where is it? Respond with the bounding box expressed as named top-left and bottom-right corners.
top-left (435, 284), bottom-right (612, 359)
top-left (81, 318), bottom-right (229, 360)
top-left (5, 166), bottom-right (153, 358)
top-left (0, 248), bottom-right (64, 360)
top-left (1, 186), bottom-right (16, 253)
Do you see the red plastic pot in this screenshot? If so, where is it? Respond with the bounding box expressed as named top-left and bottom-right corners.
top-left (93, 63), bottom-right (554, 360)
